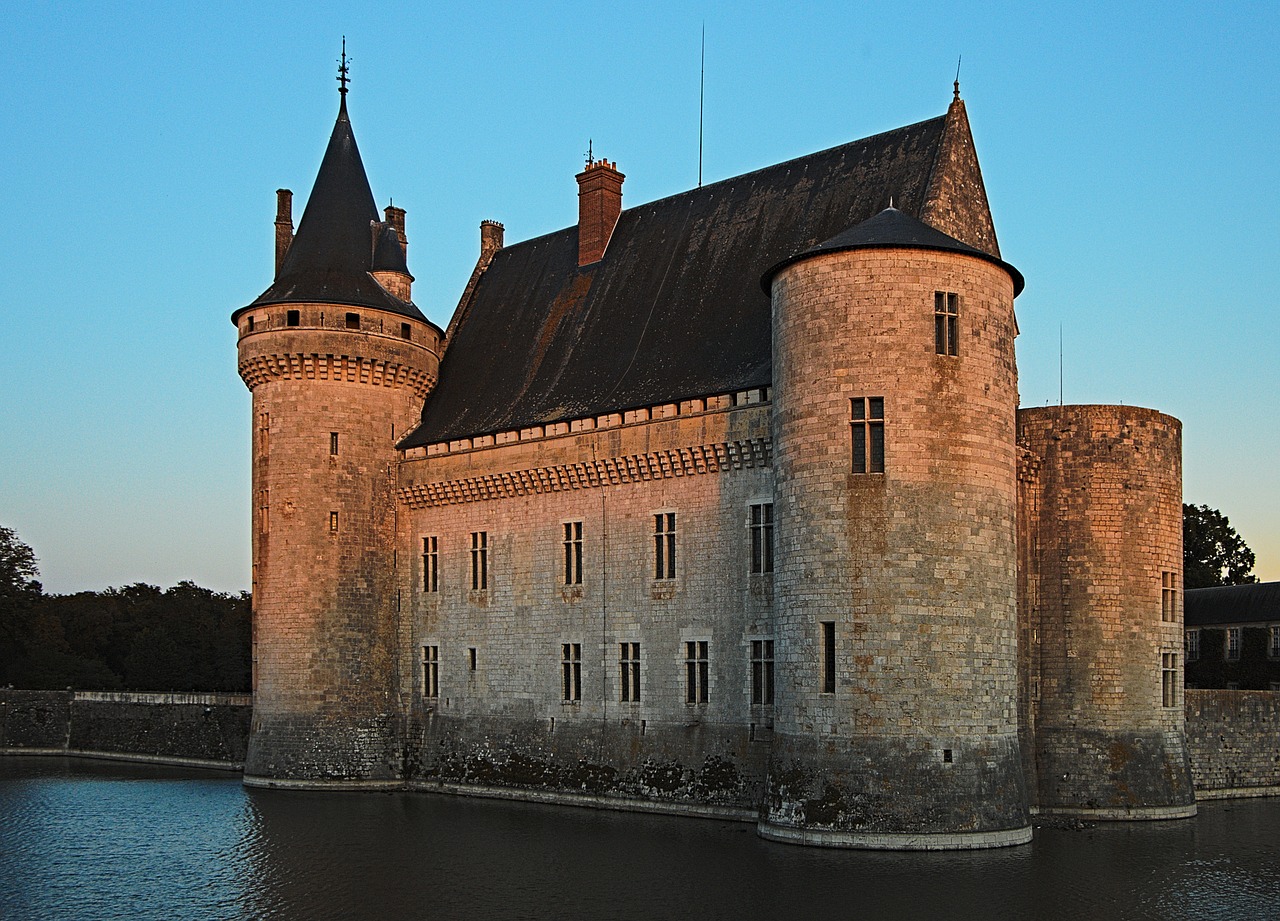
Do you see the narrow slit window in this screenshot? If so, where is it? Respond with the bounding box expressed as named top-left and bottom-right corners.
top-left (654, 513), bottom-right (676, 580)
top-left (423, 646), bottom-right (439, 699)
top-left (422, 537), bottom-right (438, 593)
top-left (329, 511), bottom-right (339, 533)
top-left (470, 531), bottom-right (488, 590)
top-left (469, 648), bottom-right (477, 671)
top-left (851, 397), bottom-right (885, 474)
top-left (821, 621), bottom-right (836, 693)
top-left (330, 432), bottom-right (339, 456)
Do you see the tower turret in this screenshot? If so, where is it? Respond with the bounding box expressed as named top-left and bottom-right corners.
top-left (232, 72), bottom-right (442, 786)
top-left (762, 207), bottom-right (1030, 848)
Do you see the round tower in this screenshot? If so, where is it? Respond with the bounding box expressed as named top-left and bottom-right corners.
top-left (1017, 405), bottom-right (1195, 818)
top-left (233, 86), bottom-right (442, 786)
top-left (762, 207), bottom-right (1030, 848)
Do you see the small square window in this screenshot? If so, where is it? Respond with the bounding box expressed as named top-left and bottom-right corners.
top-left (345, 312), bottom-right (360, 330)
top-left (400, 323), bottom-right (412, 340)
top-left (286, 309), bottom-right (300, 327)
top-left (246, 316), bottom-right (255, 332)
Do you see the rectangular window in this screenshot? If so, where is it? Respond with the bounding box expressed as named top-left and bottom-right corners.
top-left (400, 322), bottom-right (412, 340)
top-left (685, 641), bottom-right (709, 704)
top-left (330, 432), bottom-right (339, 456)
top-left (620, 643), bottom-right (641, 702)
top-left (345, 312), bottom-right (360, 329)
top-left (247, 316), bottom-right (255, 332)
top-left (1227, 627), bottom-right (1241, 660)
top-left (329, 511), bottom-right (339, 533)
top-left (469, 648), bottom-right (477, 671)
top-left (751, 639), bottom-right (775, 706)
top-left (934, 291), bottom-right (959, 356)
top-left (1270, 626), bottom-right (1280, 659)
top-left (1161, 571), bottom-right (1178, 622)
top-left (259, 488), bottom-right (269, 534)
top-left (821, 621), bottom-right (836, 694)
top-left (423, 645), bottom-right (439, 699)
top-left (749, 503), bottom-right (774, 574)
top-left (851, 397), bottom-right (885, 474)
top-left (470, 531), bottom-right (488, 590)
top-left (258, 412), bottom-right (269, 456)
top-left (1185, 629), bottom-right (1200, 662)
top-left (422, 537), bottom-right (438, 593)
top-left (563, 522), bottom-right (583, 585)
top-left (562, 643), bottom-right (582, 702)
top-left (286, 309), bottom-right (300, 327)
top-left (654, 513), bottom-right (676, 580)
top-left (1162, 652), bottom-right (1178, 707)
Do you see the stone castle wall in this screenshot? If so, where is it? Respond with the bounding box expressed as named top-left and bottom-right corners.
top-left (1017, 405), bottom-right (1194, 817)
top-left (237, 304), bottom-right (440, 783)
top-left (0, 690), bottom-right (251, 768)
top-left (1185, 690), bottom-right (1280, 797)
top-left (395, 401), bottom-right (775, 812)
top-left (765, 245), bottom-right (1028, 847)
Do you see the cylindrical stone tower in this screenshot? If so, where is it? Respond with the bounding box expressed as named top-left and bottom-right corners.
top-left (232, 87), bottom-right (442, 785)
top-left (761, 207), bottom-right (1030, 849)
top-left (1017, 405), bottom-right (1195, 818)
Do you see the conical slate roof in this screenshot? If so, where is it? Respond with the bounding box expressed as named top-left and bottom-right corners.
top-left (371, 223), bottom-right (411, 276)
top-left (237, 97), bottom-right (425, 321)
top-left (762, 206), bottom-right (1024, 295)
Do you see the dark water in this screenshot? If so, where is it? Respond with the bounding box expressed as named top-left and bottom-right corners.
top-left (2, 757), bottom-right (1278, 921)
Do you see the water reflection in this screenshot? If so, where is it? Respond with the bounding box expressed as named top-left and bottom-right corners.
top-left (2, 757), bottom-right (1279, 921)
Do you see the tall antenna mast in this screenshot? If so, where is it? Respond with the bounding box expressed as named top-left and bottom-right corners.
top-left (698, 22), bottom-right (705, 188)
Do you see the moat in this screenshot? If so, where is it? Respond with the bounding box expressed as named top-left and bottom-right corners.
top-left (1, 757), bottom-right (1277, 921)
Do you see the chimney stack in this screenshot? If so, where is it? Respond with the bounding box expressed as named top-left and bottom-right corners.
top-left (480, 220), bottom-right (505, 258)
top-left (274, 189), bottom-right (293, 275)
top-left (384, 204), bottom-right (407, 252)
top-left (576, 159), bottom-right (624, 266)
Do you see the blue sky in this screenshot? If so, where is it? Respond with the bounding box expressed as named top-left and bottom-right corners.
top-left (2, 1), bottom-right (1276, 593)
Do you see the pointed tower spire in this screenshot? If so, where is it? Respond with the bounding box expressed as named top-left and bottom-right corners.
top-left (919, 87), bottom-right (1001, 258)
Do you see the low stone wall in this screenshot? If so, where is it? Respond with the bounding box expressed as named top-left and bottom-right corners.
top-left (0, 689), bottom-right (252, 769)
top-left (1185, 689), bottom-right (1280, 799)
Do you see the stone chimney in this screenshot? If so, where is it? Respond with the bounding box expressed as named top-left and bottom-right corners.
top-left (384, 204), bottom-right (407, 252)
top-left (274, 189), bottom-right (293, 275)
top-left (480, 220), bottom-right (505, 258)
top-left (575, 159), bottom-right (624, 266)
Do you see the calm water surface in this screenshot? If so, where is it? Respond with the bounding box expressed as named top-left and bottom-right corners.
top-left (1, 756), bottom-right (1277, 920)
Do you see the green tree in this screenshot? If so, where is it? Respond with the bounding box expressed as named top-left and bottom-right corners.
top-left (0, 525), bottom-right (43, 684)
top-left (1183, 503), bottom-right (1258, 589)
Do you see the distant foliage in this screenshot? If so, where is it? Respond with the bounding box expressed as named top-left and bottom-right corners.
top-left (0, 525), bottom-right (250, 691)
top-left (1183, 503), bottom-right (1258, 589)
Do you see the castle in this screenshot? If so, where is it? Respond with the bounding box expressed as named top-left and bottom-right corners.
top-left (232, 72), bottom-right (1196, 849)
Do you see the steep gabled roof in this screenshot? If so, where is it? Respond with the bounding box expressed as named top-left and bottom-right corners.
top-left (402, 98), bottom-right (1001, 447)
top-left (235, 97), bottom-right (425, 322)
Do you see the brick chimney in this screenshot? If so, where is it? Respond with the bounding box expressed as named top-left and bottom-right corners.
top-left (576, 159), bottom-right (624, 266)
top-left (480, 220), bottom-right (505, 258)
top-left (274, 189), bottom-right (293, 275)
top-left (384, 204), bottom-right (407, 252)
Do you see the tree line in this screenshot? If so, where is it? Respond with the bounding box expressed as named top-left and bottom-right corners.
top-left (0, 526), bottom-right (249, 692)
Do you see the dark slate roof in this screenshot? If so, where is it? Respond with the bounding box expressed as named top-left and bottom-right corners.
top-left (372, 223), bottom-right (411, 276)
top-left (403, 111), bottom-right (987, 447)
top-left (1185, 581), bottom-right (1280, 627)
top-left (234, 98), bottom-right (425, 323)
top-left (762, 206), bottom-right (1024, 295)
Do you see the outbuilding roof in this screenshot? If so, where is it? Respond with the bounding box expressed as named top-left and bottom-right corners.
top-left (1185, 581), bottom-right (1280, 627)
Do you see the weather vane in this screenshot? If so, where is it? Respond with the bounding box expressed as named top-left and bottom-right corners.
top-left (338, 36), bottom-right (351, 96)
top-left (954, 55), bottom-right (962, 100)
top-left (585, 139), bottom-right (594, 167)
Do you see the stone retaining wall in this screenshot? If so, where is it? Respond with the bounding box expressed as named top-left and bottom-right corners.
top-left (1185, 689), bottom-right (1280, 798)
top-left (0, 689), bottom-right (251, 768)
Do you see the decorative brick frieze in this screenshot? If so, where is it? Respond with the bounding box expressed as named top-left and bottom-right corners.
top-left (400, 437), bottom-right (771, 508)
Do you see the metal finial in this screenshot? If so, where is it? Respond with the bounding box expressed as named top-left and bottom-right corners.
top-left (338, 37), bottom-right (351, 96)
top-left (585, 139), bottom-right (594, 167)
top-left (954, 55), bottom-right (961, 100)
top-left (889, 195), bottom-right (894, 209)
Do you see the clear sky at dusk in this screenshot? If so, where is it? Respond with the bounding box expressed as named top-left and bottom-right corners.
top-left (2, 2), bottom-right (1276, 594)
